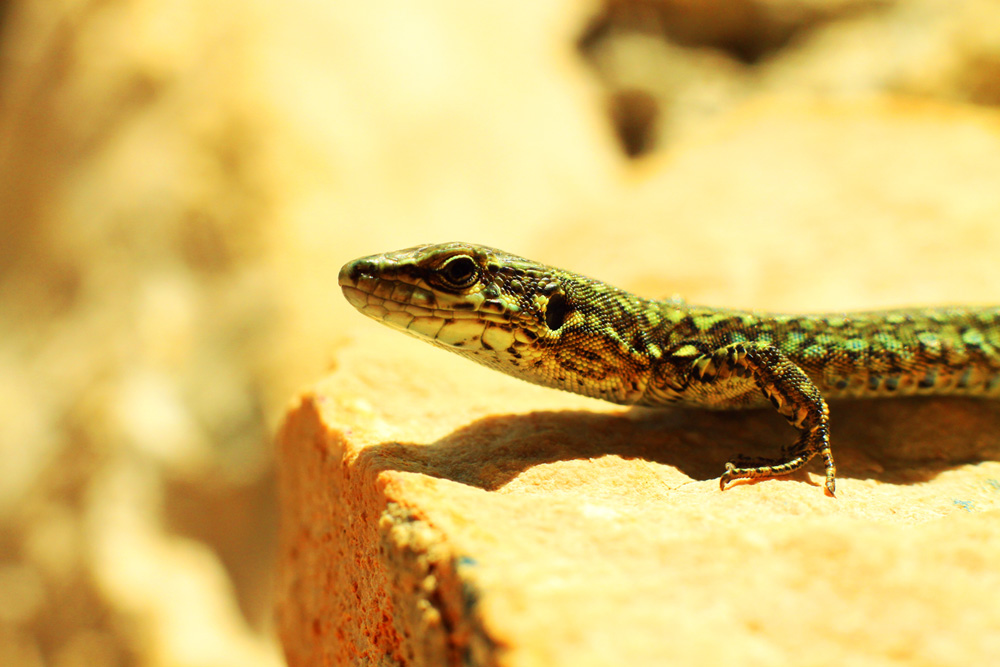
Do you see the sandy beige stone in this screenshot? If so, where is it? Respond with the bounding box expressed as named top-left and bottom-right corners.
top-left (278, 342), bottom-right (1000, 666)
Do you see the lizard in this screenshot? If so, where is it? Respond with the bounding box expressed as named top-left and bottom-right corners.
top-left (339, 242), bottom-right (1000, 496)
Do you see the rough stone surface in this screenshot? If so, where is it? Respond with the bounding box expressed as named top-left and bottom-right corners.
top-left (278, 344), bottom-right (1000, 666)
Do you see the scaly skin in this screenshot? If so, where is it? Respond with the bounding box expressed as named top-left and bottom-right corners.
top-left (339, 242), bottom-right (1000, 495)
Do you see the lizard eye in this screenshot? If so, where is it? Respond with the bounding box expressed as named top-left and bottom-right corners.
top-left (439, 255), bottom-right (479, 288)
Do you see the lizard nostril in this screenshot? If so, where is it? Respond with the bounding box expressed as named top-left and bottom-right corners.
top-left (339, 258), bottom-right (374, 286)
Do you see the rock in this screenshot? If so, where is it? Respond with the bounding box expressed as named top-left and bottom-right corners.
top-left (277, 341), bottom-right (1000, 665)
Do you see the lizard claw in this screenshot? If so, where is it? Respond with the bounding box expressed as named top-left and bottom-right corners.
top-left (719, 462), bottom-right (738, 490)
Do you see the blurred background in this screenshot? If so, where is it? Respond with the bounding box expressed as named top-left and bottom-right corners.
top-left (2, 0), bottom-right (1000, 665)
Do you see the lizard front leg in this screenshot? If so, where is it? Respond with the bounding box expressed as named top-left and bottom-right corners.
top-left (685, 342), bottom-right (836, 496)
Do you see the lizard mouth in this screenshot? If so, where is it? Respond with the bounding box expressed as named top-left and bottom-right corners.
top-left (339, 256), bottom-right (519, 349)
top-left (339, 256), bottom-right (438, 326)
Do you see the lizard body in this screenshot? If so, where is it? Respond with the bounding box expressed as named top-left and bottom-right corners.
top-left (339, 242), bottom-right (1000, 495)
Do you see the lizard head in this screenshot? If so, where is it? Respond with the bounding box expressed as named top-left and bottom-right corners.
top-left (339, 242), bottom-right (563, 357)
top-left (339, 242), bottom-right (660, 404)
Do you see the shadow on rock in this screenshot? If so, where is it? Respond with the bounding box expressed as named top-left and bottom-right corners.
top-left (355, 397), bottom-right (1000, 491)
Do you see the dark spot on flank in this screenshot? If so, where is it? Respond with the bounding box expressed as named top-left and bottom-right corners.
top-left (885, 376), bottom-right (899, 391)
top-left (919, 370), bottom-right (937, 388)
top-left (480, 338), bottom-right (494, 351)
top-left (868, 376), bottom-right (880, 391)
top-left (708, 317), bottom-right (746, 336)
top-left (452, 301), bottom-right (476, 310)
top-left (675, 316), bottom-right (699, 337)
top-left (834, 378), bottom-right (849, 390)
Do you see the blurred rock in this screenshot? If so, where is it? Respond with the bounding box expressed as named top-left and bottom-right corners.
top-left (583, 0), bottom-right (1000, 155)
top-left (758, 0), bottom-right (1000, 104)
top-left (583, 0), bottom-right (890, 63)
top-left (0, 0), bottom-right (286, 664)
